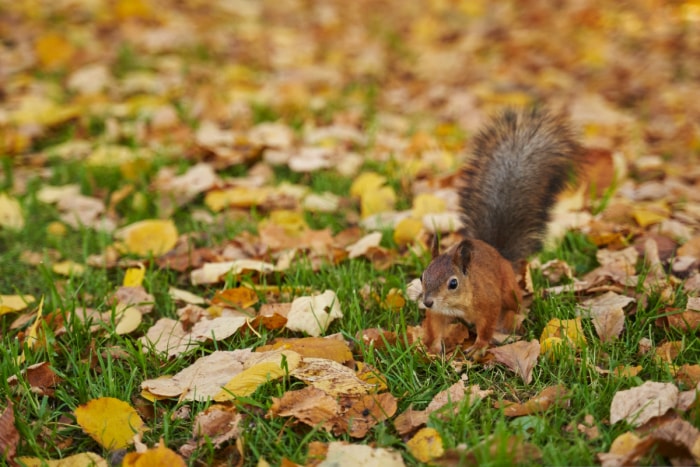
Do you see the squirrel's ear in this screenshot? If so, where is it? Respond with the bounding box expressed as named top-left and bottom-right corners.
top-left (431, 234), bottom-right (440, 259)
top-left (452, 239), bottom-right (473, 274)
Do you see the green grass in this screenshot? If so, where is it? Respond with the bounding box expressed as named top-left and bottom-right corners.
top-left (2, 151), bottom-right (695, 467)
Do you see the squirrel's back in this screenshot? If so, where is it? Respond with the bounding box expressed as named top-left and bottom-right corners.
top-left (459, 108), bottom-right (582, 265)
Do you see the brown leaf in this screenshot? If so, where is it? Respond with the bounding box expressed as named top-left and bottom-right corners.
top-left (489, 340), bottom-right (540, 384)
top-left (336, 392), bottom-right (398, 438)
top-left (675, 364), bottom-right (700, 388)
top-left (610, 381), bottom-right (679, 427)
top-left (356, 328), bottom-right (397, 350)
top-left (394, 382), bottom-right (488, 435)
top-left (291, 358), bottom-right (374, 397)
top-left (579, 291), bottom-right (632, 342)
top-left (257, 336), bottom-right (353, 364)
top-left (212, 287), bottom-right (259, 309)
top-left (6, 362), bottom-right (62, 397)
top-left (269, 386), bottom-right (340, 433)
top-left (0, 400), bottom-right (18, 462)
top-left (251, 303), bottom-right (290, 330)
top-left (495, 385), bottom-right (569, 417)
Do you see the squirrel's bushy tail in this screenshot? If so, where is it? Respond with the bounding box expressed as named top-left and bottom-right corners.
top-left (459, 108), bottom-right (582, 265)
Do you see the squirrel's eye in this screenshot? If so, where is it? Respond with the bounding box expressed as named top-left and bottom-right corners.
top-left (448, 277), bottom-right (458, 289)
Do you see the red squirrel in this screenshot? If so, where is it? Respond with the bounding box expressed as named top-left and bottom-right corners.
top-left (420, 108), bottom-right (582, 355)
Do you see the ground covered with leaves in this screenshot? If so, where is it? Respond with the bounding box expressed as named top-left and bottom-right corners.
top-left (2, 0), bottom-right (700, 466)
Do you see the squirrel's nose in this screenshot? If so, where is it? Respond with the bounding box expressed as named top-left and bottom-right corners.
top-left (423, 298), bottom-right (433, 308)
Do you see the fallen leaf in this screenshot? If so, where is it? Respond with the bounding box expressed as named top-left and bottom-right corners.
top-left (212, 287), bottom-right (259, 309)
top-left (291, 358), bottom-right (374, 397)
top-left (393, 217), bottom-right (423, 246)
top-left (0, 193), bottom-right (24, 230)
top-left (540, 318), bottom-right (586, 350)
top-left (318, 442), bottom-right (405, 467)
top-left (123, 267), bottom-right (146, 287)
top-left (257, 337), bottom-right (353, 364)
top-left (495, 385), bottom-right (569, 417)
top-left (655, 340), bottom-right (683, 364)
top-left (489, 340), bottom-right (540, 384)
top-left (74, 397), bottom-right (146, 449)
top-left (16, 452), bottom-right (108, 467)
top-left (123, 442), bottom-right (186, 467)
top-left (286, 290), bottom-right (343, 337)
top-left (579, 291), bottom-right (632, 342)
top-left (0, 400), bottom-right (18, 461)
top-left (115, 307), bottom-right (142, 335)
top-left (406, 427), bottom-right (445, 463)
top-left (0, 294), bottom-right (35, 315)
top-left (116, 219), bottom-right (179, 257)
top-left (51, 260), bottom-right (85, 277)
top-left (335, 392), bottom-right (398, 438)
top-left (269, 386), bottom-right (340, 432)
top-left (214, 350), bottom-right (302, 401)
top-left (346, 232), bottom-right (382, 259)
top-left (675, 364), bottom-right (700, 388)
top-left (7, 362), bottom-right (62, 397)
top-left (34, 32), bottom-right (74, 69)
top-left (610, 381), bottom-right (678, 427)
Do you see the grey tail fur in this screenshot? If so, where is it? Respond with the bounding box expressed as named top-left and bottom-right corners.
top-left (458, 107), bottom-right (582, 265)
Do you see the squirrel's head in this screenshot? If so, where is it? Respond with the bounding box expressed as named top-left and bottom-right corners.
top-left (420, 238), bottom-right (474, 316)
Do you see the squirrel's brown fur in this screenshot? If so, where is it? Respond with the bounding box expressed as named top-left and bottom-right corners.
top-left (421, 108), bottom-right (582, 355)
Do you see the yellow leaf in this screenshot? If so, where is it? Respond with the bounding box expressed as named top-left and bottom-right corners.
top-left (212, 287), bottom-right (259, 309)
top-left (609, 432), bottom-right (642, 455)
top-left (122, 442), bottom-right (186, 467)
top-left (115, 307), bottom-right (142, 335)
top-left (123, 266), bottom-right (146, 287)
top-left (16, 452), bottom-right (108, 467)
top-left (17, 297), bottom-right (44, 365)
top-left (384, 288), bottom-right (406, 310)
top-left (540, 337), bottom-right (564, 358)
top-left (266, 210), bottom-right (309, 235)
top-left (406, 427), bottom-right (445, 463)
top-left (540, 318), bottom-right (586, 350)
top-left (9, 95), bottom-right (80, 127)
top-left (350, 172), bottom-right (387, 198)
top-left (412, 193), bottom-right (447, 217)
top-left (0, 193), bottom-right (24, 230)
top-left (52, 260), bottom-right (85, 277)
top-left (117, 219), bottom-right (178, 257)
top-left (47, 221), bottom-right (67, 237)
top-left (35, 32), bottom-right (74, 69)
top-left (115, 0), bottom-right (154, 20)
top-left (74, 397), bottom-right (146, 450)
top-left (393, 217), bottom-right (423, 246)
top-left (360, 186), bottom-right (396, 218)
top-left (632, 203), bottom-right (670, 227)
top-left (0, 294), bottom-right (35, 315)
top-left (214, 351), bottom-right (301, 401)
top-left (204, 187), bottom-right (269, 212)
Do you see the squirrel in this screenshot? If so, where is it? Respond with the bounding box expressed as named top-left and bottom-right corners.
top-left (420, 107), bottom-right (582, 356)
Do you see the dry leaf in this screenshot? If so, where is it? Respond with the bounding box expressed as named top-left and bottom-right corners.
top-left (286, 290), bottom-right (343, 337)
top-left (74, 397), bottom-right (146, 449)
top-left (346, 232), bottom-right (382, 259)
top-left (489, 340), bottom-right (540, 384)
top-left (115, 307), bottom-right (142, 335)
top-left (257, 337), bottom-right (353, 364)
top-left (540, 318), bottom-right (586, 350)
top-left (16, 452), bottom-right (108, 467)
top-left (291, 358), bottom-right (374, 397)
top-left (212, 287), bottom-right (259, 309)
top-left (610, 381), bottom-right (679, 427)
top-left (141, 350), bottom-right (252, 401)
top-left (496, 385), bottom-right (569, 417)
top-left (655, 340), bottom-right (683, 364)
top-left (318, 442), bottom-right (405, 467)
top-left (0, 193), bottom-right (24, 230)
top-left (393, 217), bottom-right (423, 246)
top-left (0, 401), bottom-right (18, 462)
top-left (123, 442), bottom-right (186, 467)
top-left (214, 350), bottom-right (302, 401)
top-left (406, 427), bottom-right (445, 463)
top-left (123, 267), bottom-right (146, 287)
top-left (116, 219), bottom-right (179, 257)
top-left (0, 294), bottom-right (35, 315)
top-left (579, 291), bottom-right (633, 342)
top-left (190, 259), bottom-right (276, 285)
top-left (335, 392), bottom-right (398, 438)
top-left (7, 362), bottom-right (62, 397)
top-left (269, 386), bottom-right (340, 432)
